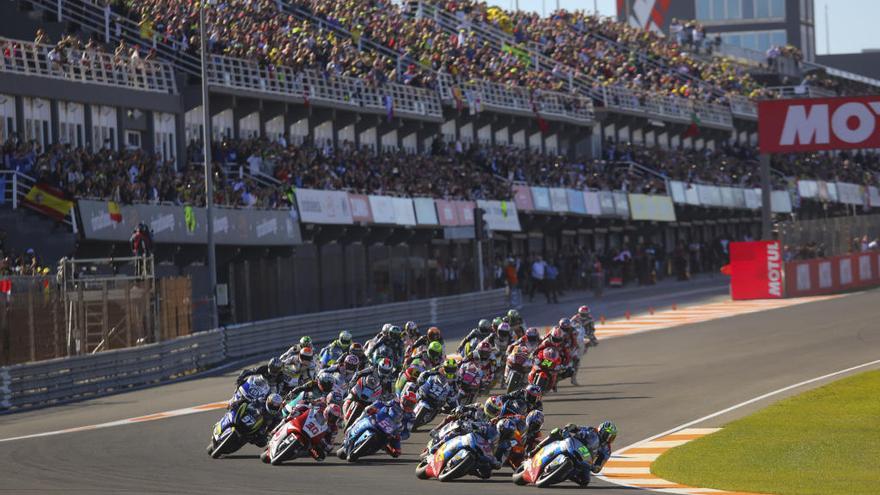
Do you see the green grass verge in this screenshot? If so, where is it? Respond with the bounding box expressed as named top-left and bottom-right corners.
top-left (651, 369), bottom-right (880, 495)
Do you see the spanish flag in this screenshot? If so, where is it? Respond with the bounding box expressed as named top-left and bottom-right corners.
top-left (108, 201), bottom-right (122, 223)
top-left (23, 183), bottom-right (73, 221)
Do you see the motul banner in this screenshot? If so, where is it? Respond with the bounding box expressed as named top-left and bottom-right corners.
top-left (729, 241), bottom-right (784, 300)
top-left (759, 96), bottom-right (880, 153)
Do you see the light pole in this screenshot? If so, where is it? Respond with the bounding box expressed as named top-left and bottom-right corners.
top-left (200, 4), bottom-right (218, 329)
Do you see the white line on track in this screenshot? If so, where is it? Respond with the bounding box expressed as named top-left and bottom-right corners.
top-left (598, 357), bottom-right (880, 491)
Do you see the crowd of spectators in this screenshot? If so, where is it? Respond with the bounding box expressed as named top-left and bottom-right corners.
top-left (6, 130), bottom-right (880, 211)
top-left (433, 1), bottom-right (773, 101)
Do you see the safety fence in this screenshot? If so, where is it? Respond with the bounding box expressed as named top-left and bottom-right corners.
top-left (0, 288), bottom-right (507, 411)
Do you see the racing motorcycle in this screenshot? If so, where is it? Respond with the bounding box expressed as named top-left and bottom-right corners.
top-left (319, 345), bottom-right (345, 369)
top-left (415, 431), bottom-right (497, 482)
top-left (207, 401), bottom-right (267, 458)
top-left (504, 346), bottom-right (532, 393)
top-left (261, 404), bottom-right (332, 465)
top-left (411, 374), bottom-right (454, 431)
top-left (528, 352), bottom-right (560, 392)
top-left (456, 362), bottom-right (483, 405)
top-left (343, 374), bottom-right (383, 430)
top-left (339, 402), bottom-right (404, 462)
top-left (512, 436), bottom-right (593, 487)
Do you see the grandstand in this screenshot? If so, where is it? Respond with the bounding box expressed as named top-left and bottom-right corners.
top-left (1, 0), bottom-right (879, 335)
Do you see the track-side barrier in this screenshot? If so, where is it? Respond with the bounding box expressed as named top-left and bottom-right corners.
top-left (0, 289), bottom-right (507, 411)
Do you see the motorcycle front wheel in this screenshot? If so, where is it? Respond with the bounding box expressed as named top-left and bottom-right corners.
top-left (535, 457), bottom-right (573, 488)
top-left (415, 460), bottom-right (430, 480)
top-left (439, 451), bottom-right (476, 482)
top-left (512, 464), bottom-right (527, 485)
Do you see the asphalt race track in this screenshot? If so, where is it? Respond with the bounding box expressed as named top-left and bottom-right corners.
top-left (1, 282), bottom-right (878, 495)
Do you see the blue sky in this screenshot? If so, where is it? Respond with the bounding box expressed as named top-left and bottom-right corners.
top-left (483, 0), bottom-right (880, 55)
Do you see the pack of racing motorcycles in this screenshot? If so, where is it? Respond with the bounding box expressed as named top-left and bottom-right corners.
top-left (206, 305), bottom-right (618, 488)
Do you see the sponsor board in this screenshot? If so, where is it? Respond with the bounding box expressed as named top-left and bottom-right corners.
top-left (759, 96), bottom-right (880, 153)
top-left (627, 194), bottom-right (676, 222)
top-left (785, 252), bottom-right (880, 297)
top-left (476, 200), bottom-right (521, 232)
top-left (295, 188), bottom-right (353, 224)
top-left (77, 200), bottom-right (302, 246)
top-left (729, 241), bottom-right (784, 300)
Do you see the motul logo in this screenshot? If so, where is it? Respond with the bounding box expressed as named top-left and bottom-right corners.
top-left (759, 96), bottom-right (880, 153)
top-left (766, 242), bottom-right (782, 297)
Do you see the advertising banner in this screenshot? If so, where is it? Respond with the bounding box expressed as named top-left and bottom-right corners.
top-left (456, 201), bottom-right (475, 226)
top-left (669, 181), bottom-right (687, 204)
top-left (549, 188), bottom-right (569, 213)
top-left (870, 186), bottom-right (880, 207)
top-left (583, 191), bottom-right (602, 216)
top-left (476, 200), bottom-right (521, 231)
top-left (697, 185), bottom-right (722, 207)
top-left (512, 185), bottom-right (534, 212)
top-left (598, 192), bottom-right (616, 216)
top-left (391, 197), bottom-right (417, 226)
top-left (835, 182), bottom-right (864, 205)
top-left (295, 188), bottom-right (353, 224)
top-left (745, 188), bottom-right (762, 209)
top-left (797, 180), bottom-right (819, 199)
top-left (412, 198), bottom-right (439, 225)
top-left (348, 194), bottom-right (373, 223)
top-left (612, 191), bottom-right (630, 218)
top-left (78, 200), bottom-right (302, 246)
top-left (719, 187), bottom-right (737, 208)
top-left (435, 199), bottom-right (459, 226)
top-left (530, 187), bottom-right (552, 211)
top-left (771, 190), bottom-right (793, 213)
top-left (684, 184), bottom-right (700, 205)
top-left (785, 252), bottom-right (880, 297)
top-left (566, 189), bottom-right (587, 215)
top-left (729, 241), bottom-right (784, 300)
top-left (368, 195), bottom-right (397, 224)
top-left (758, 95), bottom-right (880, 153)
top-left (628, 194), bottom-right (676, 222)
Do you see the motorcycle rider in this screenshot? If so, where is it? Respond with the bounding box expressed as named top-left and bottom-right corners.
top-left (369, 325), bottom-right (405, 366)
top-left (320, 331), bottom-right (353, 365)
top-left (254, 393), bottom-right (285, 447)
top-left (499, 384), bottom-right (544, 413)
top-left (287, 370), bottom-right (340, 405)
top-left (321, 354), bottom-right (361, 384)
top-left (522, 410), bottom-right (545, 454)
top-left (457, 318), bottom-right (493, 355)
top-left (462, 340), bottom-right (496, 386)
top-left (280, 336), bottom-right (313, 363)
top-left (507, 327), bottom-right (541, 355)
top-left (408, 326), bottom-right (444, 356)
top-left (351, 356), bottom-right (397, 398)
top-left (528, 421), bottom-right (618, 485)
top-left (236, 357), bottom-right (286, 394)
top-left (363, 323), bottom-right (392, 357)
top-left (504, 309), bottom-right (526, 339)
top-left (339, 391), bottom-right (417, 460)
top-left (403, 320), bottom-right (420, 348)
top-left (417, 357), bottom-right (459, 386)
top-left (534, 325), bottom-right (571, 367)
top-left (341, 343), bottom-right (368, 371)
top-left (571, 305), bottom-right (596, 342)
top-left (405, 340), bottom-right (445, 369)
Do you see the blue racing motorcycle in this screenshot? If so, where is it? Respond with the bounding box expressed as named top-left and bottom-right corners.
top-left (338, 402), bottom-right (404, 462)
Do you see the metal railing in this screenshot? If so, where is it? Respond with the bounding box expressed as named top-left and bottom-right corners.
top-left (0, 37), bottom-right (177, 94)
top-left (600, 86), bottom-right (733, 129)
top-left (0, 170), bottom-right (76, 231)
top-left (24, 0), bottom-right (202, 76)
top-left (206, 56), bottom-right (442, 121)
top-left (729, 95), bottom-right (758, 119)
top-left (0, 288), bottom-right (508, 410)
top-left (436, 75), bottom-right (594, 124)
top-left (768, 85), bottom-right (837, 99)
